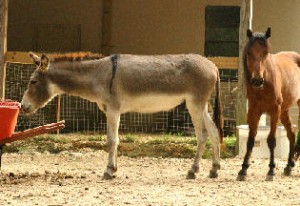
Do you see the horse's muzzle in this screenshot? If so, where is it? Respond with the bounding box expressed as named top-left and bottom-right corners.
top-left (250, 77), bottom-right (264, 88)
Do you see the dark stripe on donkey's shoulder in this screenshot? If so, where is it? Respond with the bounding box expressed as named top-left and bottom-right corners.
top-left (109, 54), bottom-right (120, 93)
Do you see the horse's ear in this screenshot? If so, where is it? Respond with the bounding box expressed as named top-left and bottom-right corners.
top-left (247, 29), bottom-right (253, 38)
top-left (265, 27), bottom-right (271, 39)
top-left (29, 52), bottom-right (41, 66)
top-left (40, 54), bottom-right (50, 71)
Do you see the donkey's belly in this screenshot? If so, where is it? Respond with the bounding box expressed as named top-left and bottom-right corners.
top-left (122, 94), bottom-right (185, 113)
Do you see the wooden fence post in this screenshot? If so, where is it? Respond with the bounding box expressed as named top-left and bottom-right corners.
top-left (101, 0), bottom-right (113, 56)
top-left (236, 0), bottom-right (252, 154)
top-left (0, 0), bottom-right (8, 99)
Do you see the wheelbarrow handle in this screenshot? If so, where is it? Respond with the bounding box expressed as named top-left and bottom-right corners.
top-left (0, 120), bottom-right (65, 145)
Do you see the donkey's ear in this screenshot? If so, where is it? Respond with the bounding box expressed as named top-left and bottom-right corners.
top-left (265, 27), bottom-right (271, 39)
top-left (247, 29), bottom-right (253, 38)
top-left (40, 54), bottom-right (50, 71)
top-left (29, 52), bottom-right (41, 66)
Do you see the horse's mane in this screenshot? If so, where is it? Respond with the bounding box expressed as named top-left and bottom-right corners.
top-left (243, 32), bottom-right (271, 83)
top-left (51, 52), bottom-right (106, 62)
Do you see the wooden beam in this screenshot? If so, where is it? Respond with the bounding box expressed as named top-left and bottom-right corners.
top-left (101, 0), bottom-right (113, 56)
top-left (207, 57), bottom-right (238, 70)
top-left (6, 51), bottom-right (239, 70)
top-left (0, 0), bottom-right (8, 99)
top-left (236, 0), bottom-right (252, 154)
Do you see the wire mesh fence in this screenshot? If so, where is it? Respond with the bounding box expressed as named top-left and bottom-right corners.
top-left (5, 62), bottom-right (240, 136)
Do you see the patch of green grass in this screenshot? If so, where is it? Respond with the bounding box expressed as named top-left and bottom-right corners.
top-left (32, 135), bottom-right (68, 144)
top-left (2, 133), bottom-right (237, 158)
top-left (123, 134), bottom-right (138, 143)
top-left (87, 135), bottom-right (104, 142)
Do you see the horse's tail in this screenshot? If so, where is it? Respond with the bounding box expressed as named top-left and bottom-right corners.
top-left (213, 70), bottom-right (224, 144)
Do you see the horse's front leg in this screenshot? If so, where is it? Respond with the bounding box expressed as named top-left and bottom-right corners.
top-left (103, 110), bottom-right (121, 180)
top-left (280, 110), bottom-right (295, 176)
top-left (265, 109), bottom-right (280, 181)
top-left (237, 107), bottom-right (261, 181)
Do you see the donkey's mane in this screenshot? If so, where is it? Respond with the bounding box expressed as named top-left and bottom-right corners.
top-left (51, 52), bottom-right (106, 62)
top-left (243, 32), bottom-right (271, 83)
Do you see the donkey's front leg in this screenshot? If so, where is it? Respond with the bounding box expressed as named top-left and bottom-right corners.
top-left (103, 110), bottom-right (120, 180)
top-left (186, 102), bottom-right (205, 179)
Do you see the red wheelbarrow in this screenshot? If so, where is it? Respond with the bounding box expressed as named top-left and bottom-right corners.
top-left (0, 101), bottom-right (65, 169)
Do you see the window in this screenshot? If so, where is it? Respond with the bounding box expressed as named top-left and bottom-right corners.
top-left (205, 6), bottom-right (240, 57)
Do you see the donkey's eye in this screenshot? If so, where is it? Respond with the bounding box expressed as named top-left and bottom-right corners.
top-left (30, 80), bottom-right (38, 85)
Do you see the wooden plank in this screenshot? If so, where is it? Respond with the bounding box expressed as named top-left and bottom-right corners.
top-left (5, 51), bottom-right (33, 64)
top-left (0, 0), bottom-right (8, 99)
top-left (208, 57), bottom-right (238, 69)
top-left (6, 51), bottom-right (239, 70)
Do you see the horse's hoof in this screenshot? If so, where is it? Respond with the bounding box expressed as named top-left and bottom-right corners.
top-left (103, 172), bottom-right (116, 180)
top-left (186, 171), bottom-right (196, 179)
top-left (209, 170), bottom-right (218, 178)
top-left (213, 163), bottom-right (221, 170)
top-left (236, 175), bottom-right (246, 181)
top-left (294, 153), bottom-right (300, 162)
top-left (283, 167), bottom-right (292, 176)
top-left (265, 175), bottom-right (275, 181)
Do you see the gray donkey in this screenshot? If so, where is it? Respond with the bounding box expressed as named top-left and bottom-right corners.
top-left (21, 52), bottom-right (223, 179)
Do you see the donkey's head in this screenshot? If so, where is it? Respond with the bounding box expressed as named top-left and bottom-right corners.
top-left (244, 27), bottom-right (271, 89)
top-left (21, 52), bottom-right (60, 114)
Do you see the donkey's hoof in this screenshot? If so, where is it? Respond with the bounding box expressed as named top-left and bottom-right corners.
top-left (209, 170), bottom-right (218, 178)
top-left (103, 172), bottom-right (116, 180)
top-left (265, 175), bottom-right (275, 181)
top-left (236, 174), bottom-right (246, 181)
top-left (283, 167), bottom-right (292, 176)
top-left (186, 171), bottom-right (196, 179)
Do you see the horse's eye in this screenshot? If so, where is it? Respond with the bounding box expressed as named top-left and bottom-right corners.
top-left (30, 80), bottom-right (38, 85)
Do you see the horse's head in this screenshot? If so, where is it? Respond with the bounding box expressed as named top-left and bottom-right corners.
top-left (244, 27), bottom-right (271, 89)
top-left (21, 52), bottom-right (59, 114)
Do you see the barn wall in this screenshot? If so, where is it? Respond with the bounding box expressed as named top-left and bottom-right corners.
top-left (253, 0), bottom-right (300, 53)
top-left (109, 0), bottom-right (241, 55)
top-left (8, 0), bottom-right (103, 52)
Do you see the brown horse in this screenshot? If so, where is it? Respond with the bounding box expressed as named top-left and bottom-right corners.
top-left (237, 28), bottom-right (300, 181)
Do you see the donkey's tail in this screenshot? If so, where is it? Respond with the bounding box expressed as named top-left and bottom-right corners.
top-left (213, 70), bottom-right (224, 144)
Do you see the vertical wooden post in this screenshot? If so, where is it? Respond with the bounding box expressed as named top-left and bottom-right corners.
top-left (56, 95), bottom-right (61, 135)
top-left (101, 0), bottom-right (113, 56)
top-left (236, 0), bottom-right (252, 154)
top-left (0, 0), bottom-right (8, 99)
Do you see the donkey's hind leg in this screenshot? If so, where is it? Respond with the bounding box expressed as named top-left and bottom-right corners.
top-left (103, 110), bottom-right (121, 180)
top-left (203, 104), bottom-right (221, 178)
top-left (186, 100), bottom-right (206, 179)
top-left (280, 109), bottom-right (296, 176)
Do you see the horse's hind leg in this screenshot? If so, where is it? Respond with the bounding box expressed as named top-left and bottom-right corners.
top-left (203, 104), bottom-right (220, 178)
top-left (186, 100), bottom-right (206, 179)
top-left (237, 107), bottom-right (262, 181)
top-left (295, 100), bottom-right (300, 159)
top-left (103, 109), bottom-right (121, 180)
top-left (280, 109), bottom-right (296, 176)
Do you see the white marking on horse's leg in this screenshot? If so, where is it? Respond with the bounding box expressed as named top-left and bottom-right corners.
top-left (203, 104), bottom-right (221, 178)
top-left (186, 100), bottom-right (206, 179)
top-left (103, 110), bottom-right (120, 179)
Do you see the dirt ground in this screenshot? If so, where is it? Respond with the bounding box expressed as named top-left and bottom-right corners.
top-left (1, 150), bottom-right (300, 206)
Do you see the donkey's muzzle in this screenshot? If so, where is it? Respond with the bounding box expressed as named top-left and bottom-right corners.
top-left (250, 77), bottom-right (264, 88)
